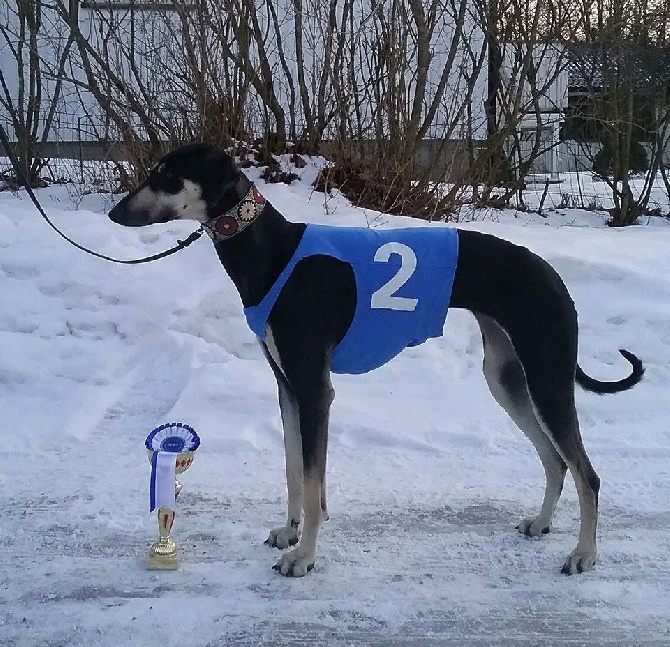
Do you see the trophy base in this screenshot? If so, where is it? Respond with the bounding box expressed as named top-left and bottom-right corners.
top-left (147, 538), bottom-right (179, 570)
top-left (147, 552), bottom-right (180, 570)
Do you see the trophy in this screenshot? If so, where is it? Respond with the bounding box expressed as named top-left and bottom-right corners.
top-left (145, 422), bottom-right (200, 570)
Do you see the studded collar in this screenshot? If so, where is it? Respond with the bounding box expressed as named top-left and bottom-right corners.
top-left (202, 184), bottom-right (266, 242)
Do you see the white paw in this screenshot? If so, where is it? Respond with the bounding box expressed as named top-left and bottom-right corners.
top-left (516, 517), bottom-right (551, 538)
top-left (265, 525), bottom-right (300, 549)
top-left (273, 546), bottom-right (315, 577)
top-left (561, 549), bottom-right (597, 575)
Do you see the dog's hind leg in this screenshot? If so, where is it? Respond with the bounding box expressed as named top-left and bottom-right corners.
top-left (529, 386), bottom-right (600, 574)
top-left (509, 329), bottom-right (600, 574)
top-left (477, 312), bottom-right (600, 574)
top-left (529, 387), bottom-right (600, 574)
top-left (476, 313), bottom-right (567, 537)
top-left (453, 232), bottom-right (604, 573)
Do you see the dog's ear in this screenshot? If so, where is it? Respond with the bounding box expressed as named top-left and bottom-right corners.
top-left (202, 147), bottom-right (240, 207)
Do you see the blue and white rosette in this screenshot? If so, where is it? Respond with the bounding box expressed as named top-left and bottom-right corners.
top-left (146, 423), bottom-right (200, 512)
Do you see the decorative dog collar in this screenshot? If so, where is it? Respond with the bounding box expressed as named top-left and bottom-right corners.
top-left (203, 185), bottom-right (266, 241)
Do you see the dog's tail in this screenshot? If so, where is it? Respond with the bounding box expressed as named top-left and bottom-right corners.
top-left (576, 349), bottom-right (644, 394)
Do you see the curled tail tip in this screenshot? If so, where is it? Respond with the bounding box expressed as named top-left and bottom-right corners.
top-left (618, 348), bottom-right (645, 380)
top-left (577, 349), bottom-right (644, 394)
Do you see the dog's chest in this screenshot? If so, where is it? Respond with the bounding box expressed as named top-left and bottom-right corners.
top-left (246, 224), bottom-right (459, 374)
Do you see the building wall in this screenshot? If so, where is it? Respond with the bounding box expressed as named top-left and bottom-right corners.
top-left (0, 1), bottom-right (489, 144)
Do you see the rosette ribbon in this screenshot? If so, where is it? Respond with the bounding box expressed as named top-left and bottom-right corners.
top-left (145, 423), bottom-right (200, 512)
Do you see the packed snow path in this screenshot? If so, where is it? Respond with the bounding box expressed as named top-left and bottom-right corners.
top-left (1, 169), bottom-right (670, 645)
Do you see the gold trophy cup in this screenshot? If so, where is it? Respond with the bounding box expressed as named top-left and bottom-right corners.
top-left (145, 423), bottom-right (200, 570)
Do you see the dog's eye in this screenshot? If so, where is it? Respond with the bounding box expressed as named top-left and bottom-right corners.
top-left (157, 170), bottom-right (183, 195)
top-left (153, 163), bottom-right (174, 179)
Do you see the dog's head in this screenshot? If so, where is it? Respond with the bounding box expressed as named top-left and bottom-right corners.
top-left (108, 143), bottom-right (244, 227)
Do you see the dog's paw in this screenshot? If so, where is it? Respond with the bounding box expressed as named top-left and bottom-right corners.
top-left (561, 549), bottom-right (597, 575)
top-left (272, 547), bottom-right (315, 577)
top-left (516, 517), bottom-right (551, 538)
top-left (265, 525), bottom-right (300, 549)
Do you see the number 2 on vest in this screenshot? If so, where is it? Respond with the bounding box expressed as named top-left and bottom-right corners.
top-left (370, 242), bottom-right (418, 312)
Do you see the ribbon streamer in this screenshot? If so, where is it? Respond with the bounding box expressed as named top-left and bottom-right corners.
top-left (150, 451), bottom-right (178, 512)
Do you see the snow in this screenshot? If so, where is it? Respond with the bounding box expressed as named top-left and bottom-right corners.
top-left (1, 162), bottom-right (670, 646)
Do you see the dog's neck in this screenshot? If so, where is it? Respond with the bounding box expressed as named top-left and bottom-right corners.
top-left (209, 176), bottom-right (305, 308)
top-left (203, 177), bottom-right (265, 241)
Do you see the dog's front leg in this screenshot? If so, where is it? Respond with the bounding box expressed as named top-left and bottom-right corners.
top-left (273, 383), bottom-right (333, 577)
top-left (265, 378), bottom-right (303, 549)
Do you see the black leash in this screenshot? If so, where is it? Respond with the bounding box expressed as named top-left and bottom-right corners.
top-left (0, 116), bottom-right (203, 264)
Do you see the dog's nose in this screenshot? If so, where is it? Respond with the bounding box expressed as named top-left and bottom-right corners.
top-left (108, 203), bottom-right (126, 224)
top-left (108, 203), bottom-right (149, 226)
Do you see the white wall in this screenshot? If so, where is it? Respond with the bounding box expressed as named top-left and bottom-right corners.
top-left (0, 0), bottom-right (489, 144)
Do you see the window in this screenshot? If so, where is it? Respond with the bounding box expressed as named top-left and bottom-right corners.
top-left (561, 93), bottom-right (655, 143)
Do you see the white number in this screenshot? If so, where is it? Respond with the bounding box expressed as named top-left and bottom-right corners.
top-left (370, 242), bottom-right (418, 312)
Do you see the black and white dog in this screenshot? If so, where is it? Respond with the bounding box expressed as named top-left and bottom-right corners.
top-left (109, 143), bottom-right (643, 577)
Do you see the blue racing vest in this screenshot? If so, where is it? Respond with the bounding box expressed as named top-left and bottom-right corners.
top-left (244, 224), bottom-right (459, 374)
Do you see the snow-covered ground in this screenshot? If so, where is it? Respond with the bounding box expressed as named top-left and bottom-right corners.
top-left (1, 161), bottom-right (670, 646)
